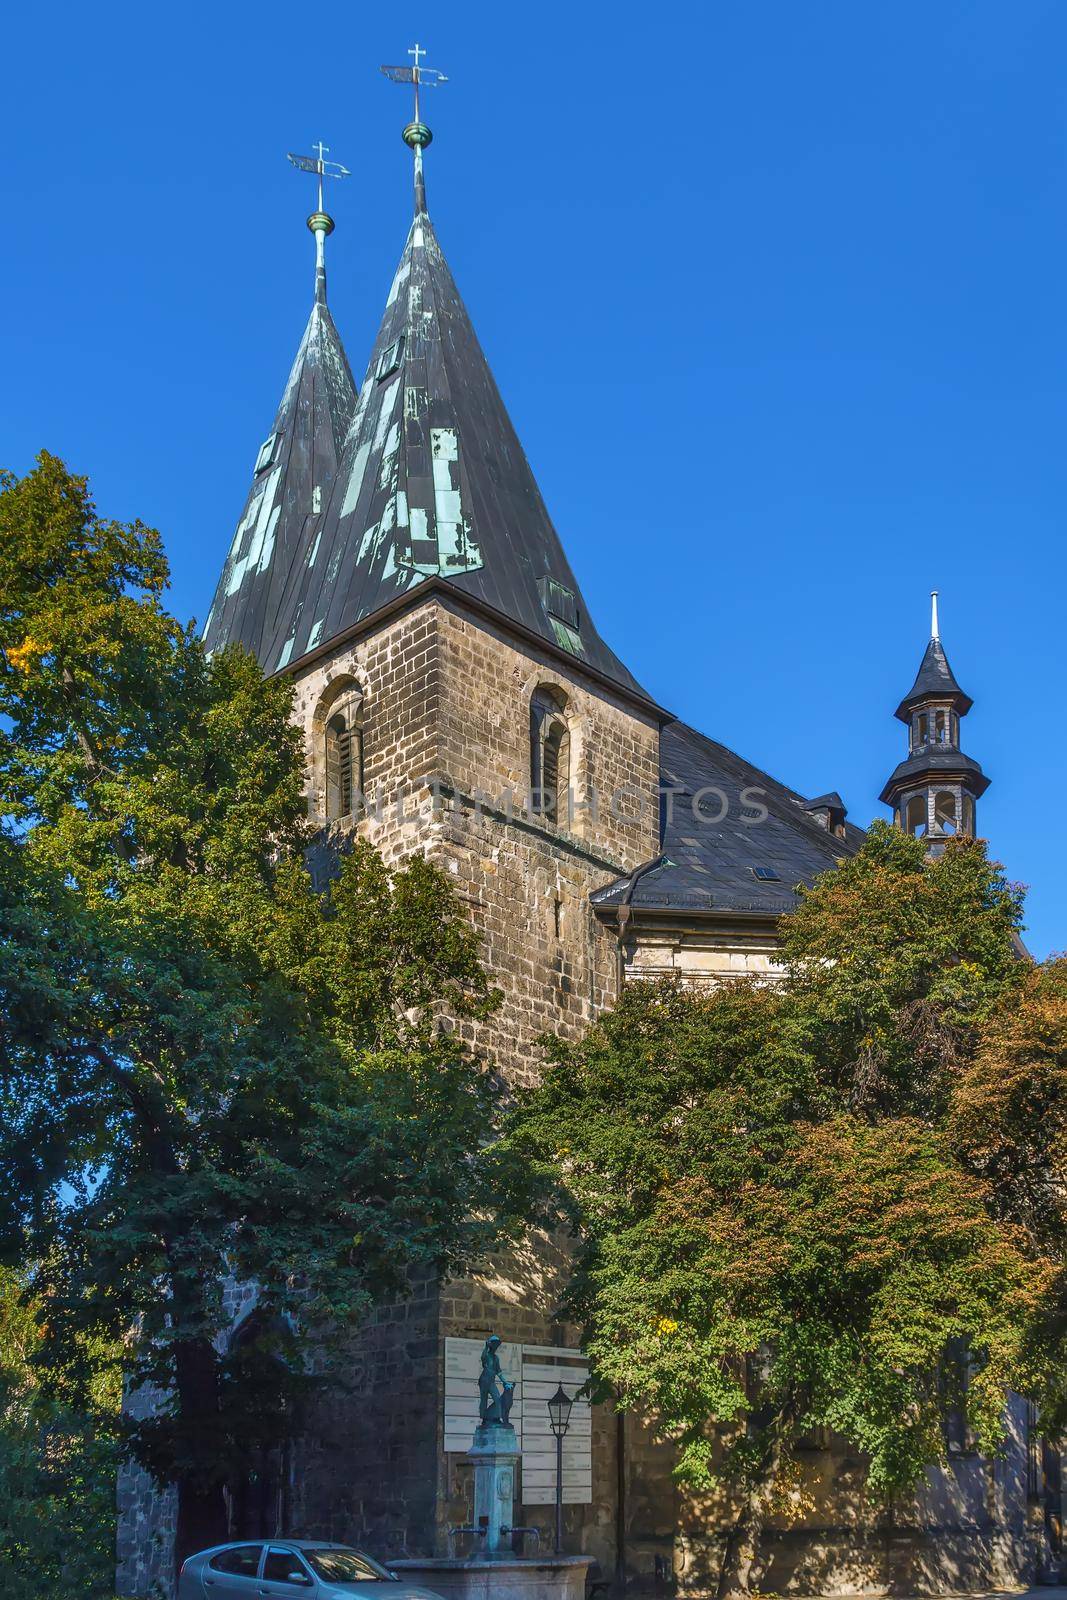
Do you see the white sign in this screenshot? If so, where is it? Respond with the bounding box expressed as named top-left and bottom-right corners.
top-left (443, 1338), bottom-right (592, 1504)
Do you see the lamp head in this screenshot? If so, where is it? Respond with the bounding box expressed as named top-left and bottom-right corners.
top-left (547, 1382), bottom-right (573, 1437)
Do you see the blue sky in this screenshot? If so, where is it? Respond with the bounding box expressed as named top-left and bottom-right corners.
top-left (2, 2), bottom-right (1064, 956)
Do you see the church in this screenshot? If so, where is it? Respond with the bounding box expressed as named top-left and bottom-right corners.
top-left (117, 66), bottom-right (1053, 1600)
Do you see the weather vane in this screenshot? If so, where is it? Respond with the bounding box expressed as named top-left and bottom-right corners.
top-left (380, 43), bottom-right (448, 142)
top-left (286, 143), bottom-right (350, 302)
top-left (287, 142), bottom-right (351, 217)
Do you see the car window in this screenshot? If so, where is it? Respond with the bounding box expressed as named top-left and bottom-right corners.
top-left (209, 1545), bottom-right (263, 1577)
top-left (263, 1548), bottom-right (312, 1585)
top-left (305, 1548), bottom-right (390, 1582)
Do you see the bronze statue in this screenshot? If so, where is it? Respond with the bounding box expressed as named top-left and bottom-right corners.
top-left (478, 1334), bottom-right (515, 1427)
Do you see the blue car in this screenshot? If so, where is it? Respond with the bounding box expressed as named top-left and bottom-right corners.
top-left (177, 1541), bottom-right (447, 1600)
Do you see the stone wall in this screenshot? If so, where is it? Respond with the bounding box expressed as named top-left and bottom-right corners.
top-left (621, 914), bottom-right (785, 987)
top-left (287, 597), bottom-right (663, 1578)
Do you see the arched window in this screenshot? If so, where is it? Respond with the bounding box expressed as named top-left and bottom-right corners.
top-left (914, 712), bottom-right (929, 751)
top-left (933, 791), bottom-right (958, 836)
top-left (935, 709), bottom-right (949, 744)
top-left (905, 794), bottom-right (928, 837)
top-left (531, 687), bottom-right (571, 825)
top-left (320, 685), bottom-right (363, 822)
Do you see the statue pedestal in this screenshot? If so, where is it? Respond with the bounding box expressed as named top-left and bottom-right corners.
top-left (468, 1421), bottom-right (520, 1560)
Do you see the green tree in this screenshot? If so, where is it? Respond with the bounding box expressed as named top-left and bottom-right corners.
top-left (508, 826), bottom-right (1066, 1599)
top-left (0, 454), bottom-right (514, 1566)
top-left (0, 1267), bottom-right (121, 1600)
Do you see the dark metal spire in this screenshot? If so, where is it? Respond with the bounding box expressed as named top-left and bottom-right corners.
top-left (381, 43), bottom-right (447, 216)
top-left (893, 592), bottom-right (973, 721)
top-left (201, 148), bottom-right (357, 663)
top-left (252, 165), bottom-right (645, 696)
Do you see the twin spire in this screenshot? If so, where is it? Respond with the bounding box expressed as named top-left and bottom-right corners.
top-left (288, 45), bottom-right (446, 306)
top-left (202, 50), bottom-right (644, 697)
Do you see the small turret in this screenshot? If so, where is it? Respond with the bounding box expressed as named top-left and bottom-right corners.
top-left (880, 593), bottom-right (989, 846)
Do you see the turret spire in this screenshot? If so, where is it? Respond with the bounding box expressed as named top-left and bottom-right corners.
top-left (381, 44), bottom-right (448, 216)
top-left (287, 143), bottom-right (350, 304)
top-left (880, 596), bottom-right (988, 847)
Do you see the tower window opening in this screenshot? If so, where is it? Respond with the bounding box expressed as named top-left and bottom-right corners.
top-left (914, 712), bottom-right (929, 750)
top-left (320, 686), bottom-right (364, 824)
top-left (531, 687), bottom-right (571, 826)
top-left (934, 791), bottom-right (958, 836)
top-left (905, 795), bottom-right (928, 837)
top-left (935, 709), bottom-right (949, 744)
top-left (325, 712), bottom-right (353, 820)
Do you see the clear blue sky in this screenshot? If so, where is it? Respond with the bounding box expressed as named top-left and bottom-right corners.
top-left (2, 2), bottom-right (1064, 956)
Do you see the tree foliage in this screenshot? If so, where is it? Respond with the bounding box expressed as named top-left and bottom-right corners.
top-left (0, 1267), bottom-right (121, 1600)
top-left (0, 454), bottom-right (513, 1563)
top-left (508, 824), bottom-right (1067, 1597)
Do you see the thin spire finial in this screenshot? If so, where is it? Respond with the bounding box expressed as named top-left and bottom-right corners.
top-left (287, 144), bottom-right (351, 304)
top-left (381, 46), bottom-right (448, 215)
top-left (931, 590), bottom-right (940, 642)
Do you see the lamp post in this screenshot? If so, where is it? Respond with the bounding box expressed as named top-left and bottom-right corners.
top-left (547, 1382), bottom-right (574, 1555)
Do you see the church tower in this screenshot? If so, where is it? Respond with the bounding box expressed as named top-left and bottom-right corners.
top-left (880, 592), bottom-right (989, 843)
top-left (193, 57), bottom-right (662, 1571)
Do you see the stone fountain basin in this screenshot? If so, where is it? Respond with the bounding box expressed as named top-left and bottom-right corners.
top-left (390, 1554), bottom-right (591, 1600)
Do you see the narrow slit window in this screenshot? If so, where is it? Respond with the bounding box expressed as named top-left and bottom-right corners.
top-left (325, 712), bottom-right (353, 820)
top-left (530, 687), bottom-right (571, 826)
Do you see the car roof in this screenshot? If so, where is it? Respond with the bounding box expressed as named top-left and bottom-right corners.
top-left (281, 1541), bottom-right (364, 1551)
top-left (215, 1540), bottom-right (370, 1551)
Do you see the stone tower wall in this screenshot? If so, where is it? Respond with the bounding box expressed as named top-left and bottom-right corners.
top-left (282, 597), bottom-right (662, 1575)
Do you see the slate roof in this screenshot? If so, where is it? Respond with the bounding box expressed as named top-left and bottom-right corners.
top-left (894, 637), bottom-right (972, 721)
top-left (250, 174), bottom-right (644, 694)
top-left (592, 720), bottom-right (864, 916)
top-left (202, 267), bottom-right (357, 666)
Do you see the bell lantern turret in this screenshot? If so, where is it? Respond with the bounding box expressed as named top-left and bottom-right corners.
top-left (880, 593), bottom-right (989, 848)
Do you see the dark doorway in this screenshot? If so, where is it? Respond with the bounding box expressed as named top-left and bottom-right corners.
top-left (228, 1441), bottom-right (289, 1539)
top-left (224, 1311), bottom-right (293, 1540)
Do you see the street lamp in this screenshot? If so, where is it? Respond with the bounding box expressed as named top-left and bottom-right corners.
top-left (547, 1383), bottom-right (573, 1555)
